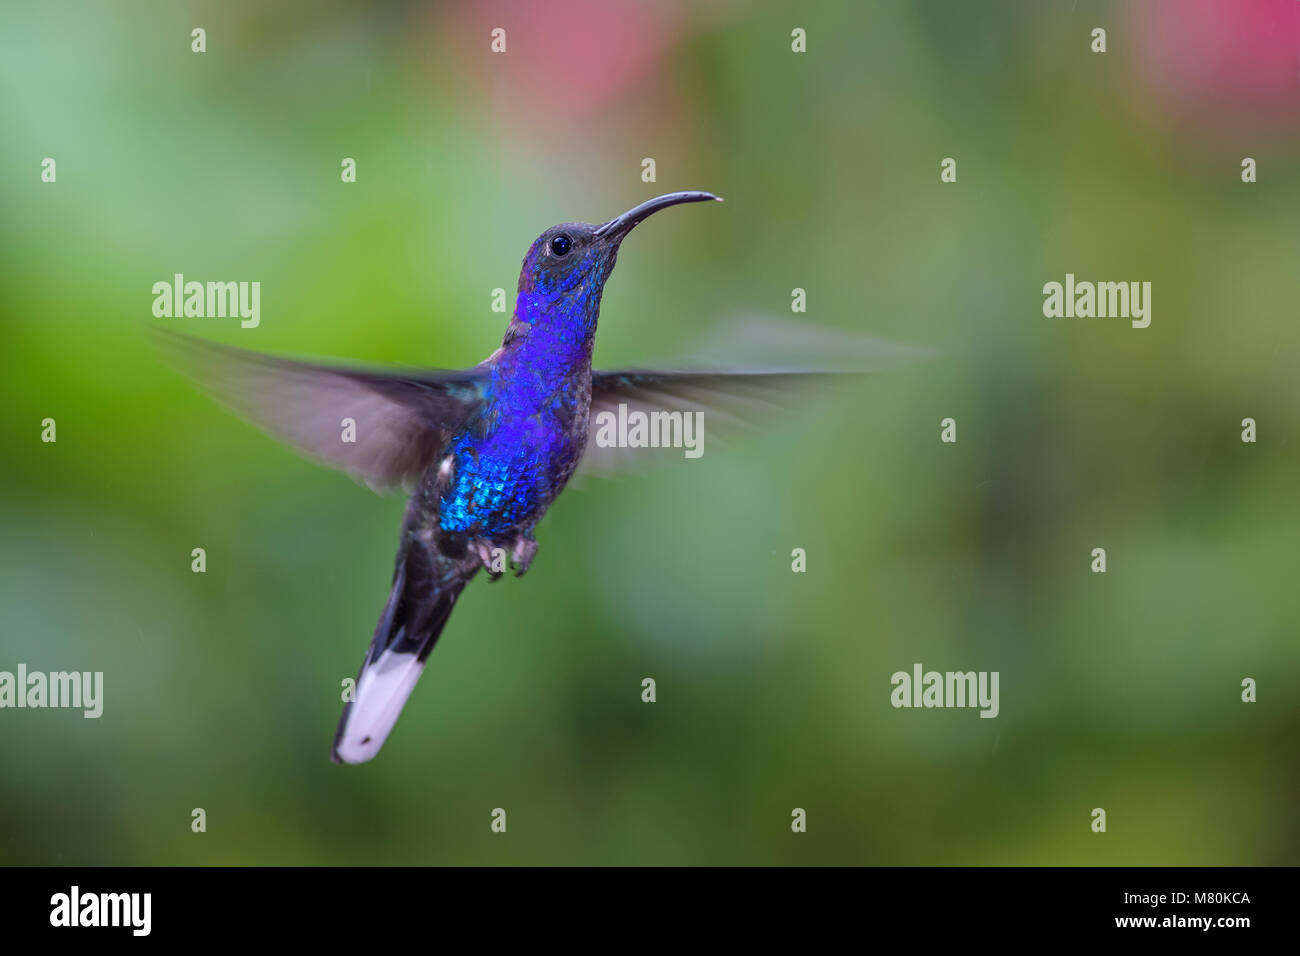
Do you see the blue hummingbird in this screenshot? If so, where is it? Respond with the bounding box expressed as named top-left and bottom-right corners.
top-left (162, 192), bottom-right (840, 763)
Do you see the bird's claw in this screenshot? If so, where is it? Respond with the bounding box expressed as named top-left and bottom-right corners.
top-left (511, 536), bottom-right (538, 577)
top-left (473, 537), bottom-right (536, 579)
top-left (475, 541), bottom-right (504, 581)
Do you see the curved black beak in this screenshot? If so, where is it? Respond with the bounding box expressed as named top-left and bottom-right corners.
top-left (593, 191), bottom-right (723, 242)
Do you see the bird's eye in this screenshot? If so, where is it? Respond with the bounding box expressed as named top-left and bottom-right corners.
top-left (549, 234), bottom-right (572, 257)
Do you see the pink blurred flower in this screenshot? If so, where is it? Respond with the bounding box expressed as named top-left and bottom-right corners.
top-left (436, 0), bottom-right (689, 129)
top-left (1129, 0), bottom-right (1300, 139)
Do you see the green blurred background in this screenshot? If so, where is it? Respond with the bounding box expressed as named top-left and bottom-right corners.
top-left (2, 0), bottom-right (1297, 865)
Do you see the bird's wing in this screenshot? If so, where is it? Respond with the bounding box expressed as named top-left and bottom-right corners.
top-left (155, 330), bottom-right (486, 493)
top-left (580, 368), bottom-right (849, 477)
top-left (580, 316), bottom-right (929, 477)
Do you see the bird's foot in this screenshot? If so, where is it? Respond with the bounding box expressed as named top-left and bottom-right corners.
top-left (511, 536), bottom-right (538, 577)
top-left (475, 540), bottom-right (504, 581)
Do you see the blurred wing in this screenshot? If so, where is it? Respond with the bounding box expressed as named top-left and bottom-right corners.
top-left (155, 330), bottom-right (486, 493)
top-left (581, 368), bottom-right (850, 477)
top-left (580, 316), bottom-right (928, 477)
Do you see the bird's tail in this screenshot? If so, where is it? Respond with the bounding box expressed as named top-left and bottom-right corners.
top-left (332, 547), bottom-right (472, 764)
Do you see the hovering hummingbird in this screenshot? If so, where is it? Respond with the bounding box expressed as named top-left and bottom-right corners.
top-left (162, 191), bottom-right (843, 763)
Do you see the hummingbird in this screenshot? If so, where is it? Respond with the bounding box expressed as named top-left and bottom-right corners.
top-left (161, 191), bottom-right (841, 763)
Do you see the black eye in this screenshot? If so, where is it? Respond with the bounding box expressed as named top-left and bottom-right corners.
top-left (549, 234), bottom-right (572, 257)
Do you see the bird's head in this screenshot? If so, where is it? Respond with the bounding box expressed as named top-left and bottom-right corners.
top-left (514, 191), bottom-right (722, 326)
